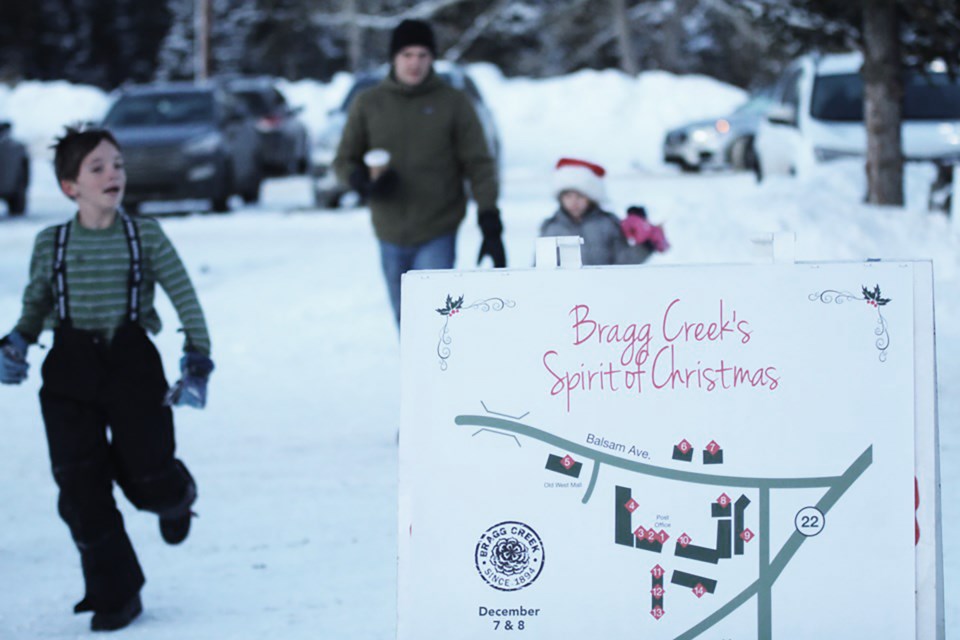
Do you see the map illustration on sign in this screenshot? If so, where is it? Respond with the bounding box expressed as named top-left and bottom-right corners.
top-left (398, 263), bottom-right (921, 639)
top-left (455, 408), bottom-right (870, 638)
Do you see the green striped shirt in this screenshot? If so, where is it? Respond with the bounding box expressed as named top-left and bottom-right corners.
top-left (15, 215), bottom-right (211, 356)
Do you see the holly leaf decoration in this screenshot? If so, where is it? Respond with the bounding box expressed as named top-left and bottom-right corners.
top-left (862, 284), bottom-right (891, 306)
top-left (436, 294), bottom-right (465, 316)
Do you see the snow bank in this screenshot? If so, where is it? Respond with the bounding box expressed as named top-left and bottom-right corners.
top-left (1, 65), bottom-right (746, 175)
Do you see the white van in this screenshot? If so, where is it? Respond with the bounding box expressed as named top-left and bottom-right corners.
top-left (755, 52), bottom-right (960, 179)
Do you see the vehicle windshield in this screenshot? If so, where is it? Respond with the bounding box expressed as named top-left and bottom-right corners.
top-left (104, 93), bottom-right (215, 127)
top-left (233, 91), bottom-right (272, 117)
top-left (903, 73), bottom-right (960, 119)
top-left (733, 95), bottom-right (774, 116)
top-left (812, 71), bottom-right (960, 121)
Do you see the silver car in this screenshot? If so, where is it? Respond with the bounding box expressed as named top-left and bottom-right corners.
top-left (102, 83), bottom-right (263, 213)
top-left (311, 61), bottom-right (501, 208)
top-left (662, 91), bottom-right (773, 173)
top-left (224, 77), bottom-right (311, 176)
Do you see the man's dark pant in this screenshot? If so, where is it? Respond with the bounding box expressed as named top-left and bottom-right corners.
top-left (39, 325), bottom-right (195, 612)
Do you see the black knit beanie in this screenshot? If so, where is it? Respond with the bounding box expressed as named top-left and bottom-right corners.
top-left (389, 19), bottom-right (436, 58)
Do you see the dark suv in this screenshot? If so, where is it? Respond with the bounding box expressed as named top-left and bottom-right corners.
top-left (102, 83), bottom-right (262, 213)
top-left (311, 61), bottom-right (501, 208)
top-left (0, 120), bottom-right (29, 215)
top-left (224, 77), bottom-right (311, 176)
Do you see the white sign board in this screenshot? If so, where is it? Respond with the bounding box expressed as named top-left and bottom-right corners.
top-left (398, 260), bottom-right (940, 639)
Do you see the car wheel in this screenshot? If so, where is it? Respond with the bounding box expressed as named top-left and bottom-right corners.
top-left (743, 138), bottom-right (758, 173)
top-left (680, 161), bottom-right (700, 174)
top-left (314, 187), bottom-right (340, 209)
top-left (241, 166), bottom-right (263, 204)
top-left (297, 153), bottom-right (311, 175)
top-left (211, 161), bottom-right (233, 213)
top-left (730, 137), bottom-right (754, 171)
top-left (6, 166), bottom-right (27, 215)
top-left (295, 134), bottom-right (311, 175)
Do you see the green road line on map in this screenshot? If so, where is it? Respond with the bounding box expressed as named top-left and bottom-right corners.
top-left (455, 415), bottom-right (847, 490)
top-left (767, 446), bottom-right (873, 582)
top-left (674, 580), bottom-right (761, 640)
top-left (583, 461), bottom-right (601, 504)
top-left (455, 414), bottom-right (874, 640)
top-left (671, 448), bottom-right (870, 640)
top-left (758, 486), bottom-right (772, 640)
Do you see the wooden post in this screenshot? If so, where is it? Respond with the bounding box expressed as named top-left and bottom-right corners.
top-left (194, 0), bottom-right (211, 81)
top-left (345, 0), bottom-right (362, 72)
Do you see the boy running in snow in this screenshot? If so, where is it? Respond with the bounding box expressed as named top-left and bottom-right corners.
top-left (0, 126), bottom-right (214, 632)
top-left (539, 158), bottom-right (666, 265)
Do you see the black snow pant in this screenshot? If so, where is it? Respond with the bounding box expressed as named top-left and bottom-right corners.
top-left (38, 324), bottom-right (196, 613)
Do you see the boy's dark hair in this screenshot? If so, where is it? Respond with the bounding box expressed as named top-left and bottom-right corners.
top-left (52, 125), bottom-right (121, 184)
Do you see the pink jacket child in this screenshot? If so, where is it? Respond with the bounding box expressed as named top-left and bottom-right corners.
top-left (621, 205), bottom-right (669, 253)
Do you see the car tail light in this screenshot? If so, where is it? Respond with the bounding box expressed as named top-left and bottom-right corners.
top-left (256, 115), bottom-right (282, 132)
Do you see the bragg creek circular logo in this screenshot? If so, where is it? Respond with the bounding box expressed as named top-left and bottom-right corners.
top-left (474, 521), bottom-right (545, 591)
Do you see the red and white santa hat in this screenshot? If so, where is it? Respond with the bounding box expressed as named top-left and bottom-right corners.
top-left (554, 157), bottom-right (607, 204)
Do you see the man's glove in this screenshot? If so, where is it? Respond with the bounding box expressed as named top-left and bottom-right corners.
top-left (348, 166), bottom-right (399, 200)
top-left (0, 331), bottom-right (30, 385)
top-left (164, 351), bottom-right (215, 409)
top-left (348, 166), bottom-right (371, 195)
top-left (477, 208), bottom-right (507, 268)
top-left (369, 169), bottom-right (399, 198)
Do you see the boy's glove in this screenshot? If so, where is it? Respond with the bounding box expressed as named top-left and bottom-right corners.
top-left (477, 208), bottom-right (507, 268)
top-left (348, 166), bottom-right (399, 199)
top-left (164, 351), bottom-right (215, 409)
top-left (0, 331), bottom-right (30, 385)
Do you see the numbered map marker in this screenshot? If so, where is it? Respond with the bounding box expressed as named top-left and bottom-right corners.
top-left (795, 506), bottom-right (825, 537)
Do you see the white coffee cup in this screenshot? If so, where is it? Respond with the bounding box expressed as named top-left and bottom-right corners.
top-left (364, 149), bottom-right (391, 179)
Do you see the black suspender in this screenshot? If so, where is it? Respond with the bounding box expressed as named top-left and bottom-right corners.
top-left (119, 214), bottom-right (143, 323)
top-left (52, 222), bottom-right (71, 324)
top-left (51, 214), bottom-right (144, 326)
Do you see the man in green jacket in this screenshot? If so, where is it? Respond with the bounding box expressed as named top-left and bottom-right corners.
top-left (334, 18), bottom-right (506, 326)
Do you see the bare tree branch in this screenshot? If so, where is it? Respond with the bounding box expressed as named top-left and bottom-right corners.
top-left (563, 26), bottom-right (617, 70)
top-left (311, 0), bottom-right (472, 31)
top-left (443, 0), bottom-right (510, 62)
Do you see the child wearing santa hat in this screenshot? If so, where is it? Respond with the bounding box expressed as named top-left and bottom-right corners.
top-left (539, 157), bottom-right (666, 265)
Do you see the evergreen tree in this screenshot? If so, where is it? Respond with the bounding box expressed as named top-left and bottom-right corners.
top-left (155, 0), bottom-right (195, 81)
top-left (0, 0), bottom-right (37, 83)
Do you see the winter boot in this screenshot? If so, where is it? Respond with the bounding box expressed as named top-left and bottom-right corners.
top-left (159, 480), bottom-right (197, 545)
top-left (159, 509), bottom-right (196, 545)
top-left (90, 594), bottom-right (142, 632)
top-left (74, 597), bottom-right (94, 614)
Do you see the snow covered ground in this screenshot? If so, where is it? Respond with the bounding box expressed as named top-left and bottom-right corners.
top-left (1, 68), bottom-right (958, 638)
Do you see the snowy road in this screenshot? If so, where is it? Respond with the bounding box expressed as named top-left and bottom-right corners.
top-left (1, 159), bottom-right (958, 638)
